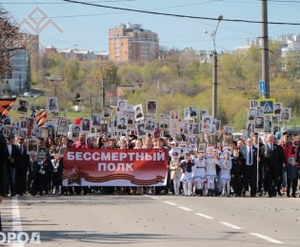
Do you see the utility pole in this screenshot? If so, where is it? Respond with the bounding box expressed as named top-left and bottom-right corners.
top-left (102, 77), bottom-right (106, 107)
top-left (262, 0), bottom-right (270, 98)
top-left (204, 14), bottom-right (223, 119)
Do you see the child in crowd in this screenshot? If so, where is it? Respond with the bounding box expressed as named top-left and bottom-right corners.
top-left (286, 156), bottom-right (299, 198)
top-left (180, 152), bottom-right (194, 196)
top-left (192, 154), bottom-right (206, 196)
top-left (231, 148), bottom-right (244, 197)
top-left (205, 148), bottom-right (218, 196)
top-left (219, 150), bottom-right (232, 196)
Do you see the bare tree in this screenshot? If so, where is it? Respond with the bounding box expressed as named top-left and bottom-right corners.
top-left (0, 5), bottom-right (22, 77)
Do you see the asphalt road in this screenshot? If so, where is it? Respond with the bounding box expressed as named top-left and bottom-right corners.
top-left (1, 193), bottom-right (300, 247)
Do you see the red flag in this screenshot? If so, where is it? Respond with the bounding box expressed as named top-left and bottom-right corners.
top-left (35, 110), bottom-right (48, 127)
top-left (0, 98), bottom-right (16, 117)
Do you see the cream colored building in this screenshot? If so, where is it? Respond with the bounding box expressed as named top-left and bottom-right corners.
top-left (109, 23), bottom-right (159, 62)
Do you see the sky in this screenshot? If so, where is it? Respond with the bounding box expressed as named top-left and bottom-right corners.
top-left (2, 0), bottom-right (300, 52)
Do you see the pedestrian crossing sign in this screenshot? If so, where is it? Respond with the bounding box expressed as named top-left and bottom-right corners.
top-left (258, 98), bottom-right (275, 116)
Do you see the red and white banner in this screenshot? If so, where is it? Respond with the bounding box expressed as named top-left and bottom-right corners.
top-left (63, 148), bottom-right (169, 186)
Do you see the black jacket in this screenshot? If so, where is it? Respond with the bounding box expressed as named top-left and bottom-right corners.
top-left (0, 134), bottom-right (7, 196)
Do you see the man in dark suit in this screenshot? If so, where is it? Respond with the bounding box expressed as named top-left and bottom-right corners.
top-left (0, 132), bottom-right (8, 231)
top-left (16, 136), bottom-right (30, 196)
top-left (241, 138), bottom-right (259, 197)
top-left (263, 134), bottom-right (285, 197)
top-left (6, 135), bottom-right (19, 197)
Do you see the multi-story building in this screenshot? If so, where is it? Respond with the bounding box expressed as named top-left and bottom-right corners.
top-left (109, 23), bottom-right (159, 62)
top-left (275, 34), bottom-right (300, 71)
top-left (1, 33), bottom-right (38, 96)
top-left (2, 48), bottom-right (31, 95)
top-left (234, 34), bottom-right (300, 72)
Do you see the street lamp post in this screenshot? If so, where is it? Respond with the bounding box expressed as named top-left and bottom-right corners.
top-left (204, 15), bottom-right (223, 119)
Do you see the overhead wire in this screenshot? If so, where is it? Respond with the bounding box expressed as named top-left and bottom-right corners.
top-left (61, 0), bottom-right (300, 26)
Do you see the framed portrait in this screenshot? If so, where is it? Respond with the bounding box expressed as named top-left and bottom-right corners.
top-left (100, 123), bottom-right (108, 133)
top-left (183, 122), bottom-right (192, 134)
top-left (17, 100), bottom-right (28, 113)
top-left (57, 119), bottom-right (69, 136)
top-left (117, 99), bottom-right (127, 112)
top-left (124, 111), bottom-right (134, 128)
top-left (92, 114), bottom-right (101, 126)
top-left (170, 110), bottom-right (179, 120)
top-left (72, 124), bottom-right (81, 138)
top-left (199, 133), bottom-right (204, 142)
top-left (224, 126), bottom-right (233, 135)
top-left (27, 138), bottom-right (38, 155)
top-left (102, 107), bottom-right (110, 119)
top-left (280, 107), bottom-right (291, 122)
top-left (202, 116), bottom-right (213, 133)
top-left (40, 126), bottom-right (49, 138)
top-left (215, 120), bottom-right (221, 131)
top-left (144, 118), bottom-right (156, 133)
top-left (256, 107), bottom-right (264, 117)
top-left (134, 104), bottom-right (144, 121)
top-left (81, 118), bottom-right (91, 132)
top-left (184, 107), bottom-right (190, 120)
top-left (198, 142), bottom-right (207, 153)
top-left (274, 102), bottom-right (282, 116)
top-left (199, 109), bottom-right (209, 121)
top-left (146, 100), bottom-right (157, 115)
top-left (215, 131), bottom-right (223, 142)
top-left (248, 107), bottom-right (256, 121)
top-left (188, 135), bottom-right (197, 145)
top-left (117, 115), bottom-right (128, 131)
top-left (223, 135), bottom-right (233, 146)
top-left (192, 122), bottom-right (200, 135)
top-left (38, 147), bottom-right (47, 159)
top-left (169, 119), bottom-right (180, 136)
top-left (207, 134), bottom-right (216, 146)
top-left (254, 116), bottom-right (264, 130)
top-left (47, 97), bottom-right (59, 113)
top-left (159, 113), bottom-right (169, 130)
top-left (136, 122), bottom-right (147, 138)
top-left (19, 118), bottom-right (27, 130)
top-left (189, 106), bottom-right (197, 118)
top-left (263, 116), bottom-right (273, 133)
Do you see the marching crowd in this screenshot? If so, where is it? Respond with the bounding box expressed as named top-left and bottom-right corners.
top-left (1, 127), bottom-right (300, 199)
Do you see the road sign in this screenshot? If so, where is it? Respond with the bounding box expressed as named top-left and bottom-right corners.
top-left (259, 80), bottom-right (266, 95)
top-left (258, 98), bottom-right (275, 116)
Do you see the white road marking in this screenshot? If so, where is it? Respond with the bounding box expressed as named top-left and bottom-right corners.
top-left (219, 221), bottom-right (243, 230)
top-left (195, 213), bottom-right (214, 219)
top-left (178, 206), bottom-right (193, 212)
top-left (11, 197), bottom-right (24, 247)
top-left (164, 201), bottom-right (177, 206)
top-left (12, 197), bottom-right (22, 232)
top-left (152, 195), bottom-right (285, 245)
top-left (250, 233), bottom-right (284, 244)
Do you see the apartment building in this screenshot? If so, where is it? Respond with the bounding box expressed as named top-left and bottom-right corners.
top-left (109, 23), bottom-right (159, 62)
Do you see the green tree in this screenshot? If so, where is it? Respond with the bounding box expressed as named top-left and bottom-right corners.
top-left (284, 50), bottom-right (300, 82)
top-left (64, 59), bottom-right (79, 92)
